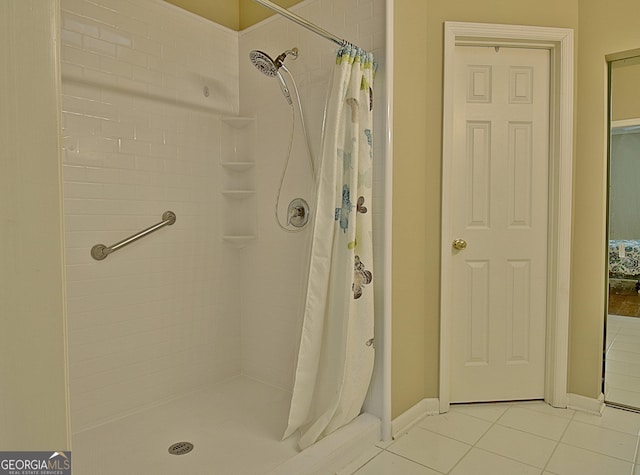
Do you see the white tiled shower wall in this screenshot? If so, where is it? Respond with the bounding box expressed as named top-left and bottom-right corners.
top-left (61, 0), bottom-right (242, 433)
top-left (238, 0), bottom-right (386, 391)
top-left (61, 0), bottom-right (387, 434)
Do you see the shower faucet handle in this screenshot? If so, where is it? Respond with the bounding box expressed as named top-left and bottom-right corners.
top-left (287, 198), bottom-right (310, 228)
top-left (287, 205), bottom-right (304, 224)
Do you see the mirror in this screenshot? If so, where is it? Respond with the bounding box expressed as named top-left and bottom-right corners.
top-left (605, 52), bottom-right (640, 409)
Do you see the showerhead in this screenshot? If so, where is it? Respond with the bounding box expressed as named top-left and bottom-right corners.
top-left (249, 48), bottom-right (299, 105)
top-left (249, 50), bottom-right (279, 77)
top-left (249, 48), bottom-right (298, 77)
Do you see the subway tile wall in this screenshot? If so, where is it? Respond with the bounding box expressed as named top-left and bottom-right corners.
top-left (61, 0), bottom-right (387, 434)
top-left (238, 0), bottom-right (387, 391)
top-left (60, 0), bottom-right (242, 433)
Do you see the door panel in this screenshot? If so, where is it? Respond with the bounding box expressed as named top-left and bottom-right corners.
top-left (449, 46), bottom-right (550, 403)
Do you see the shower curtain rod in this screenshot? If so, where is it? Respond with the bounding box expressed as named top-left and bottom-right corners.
top-left (252, 0), bottom-right (348, 48)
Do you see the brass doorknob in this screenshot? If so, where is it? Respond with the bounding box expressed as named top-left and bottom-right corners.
top-left (452, 238), bottom-right (467, 250)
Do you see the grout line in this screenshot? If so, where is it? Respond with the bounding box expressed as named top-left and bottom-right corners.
top-left (536, 404), bottom-right (575, 474)
top-left (381, 403), bottom-right (640, 474)
top-left (378, 450), bottom-right (449, 474)
top-left (437, 444), bottom-right (473, 474)
top-left (442, 408), bottom-right (499, 474)
top-left (450, 405), bottom-right (569, 473)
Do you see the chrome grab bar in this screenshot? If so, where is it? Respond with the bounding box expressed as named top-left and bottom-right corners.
top-left (91, 211), bottom-right (176, 261)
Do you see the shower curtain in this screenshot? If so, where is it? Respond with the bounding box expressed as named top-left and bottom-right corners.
top-left (283, 45), bottom-right (376, 450)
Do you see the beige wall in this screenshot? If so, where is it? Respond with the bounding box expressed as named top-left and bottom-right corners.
top-left (392, 0), bottom-right (579, 418)
top-left (0, 1), bottom-right (70, 450)
top-left (12, 0), bottom-right (640, 442)
top-left (571, 0), bottom-right (640, 398)
top-left (391, 0), bottom-right (430, 416)
top-left (392, 0), bottom-right (640, 418)
top-left (180, 0), bottom-right (640, 419)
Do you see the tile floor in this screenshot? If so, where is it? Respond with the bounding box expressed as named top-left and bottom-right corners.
top-left (606, 314), bottom-right (640, 408)
top-left (350, 401), bottom-right (640, 475)
top-left (71, 334), bottom-right (640, 475)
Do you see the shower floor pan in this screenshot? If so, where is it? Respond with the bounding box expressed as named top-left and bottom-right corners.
top-left (71, 376), bottom-right (380, 475)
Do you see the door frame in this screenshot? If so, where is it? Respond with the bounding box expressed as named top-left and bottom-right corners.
top-left (439, 22), bottom-right (574, 412)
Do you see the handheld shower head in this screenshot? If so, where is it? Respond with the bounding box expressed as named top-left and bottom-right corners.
top-left (276, 71), bottom-right (293, 105)
top-left (249, 48), bottom-right (299, 105)
top-left (249, 50), bottom-right (279, 77)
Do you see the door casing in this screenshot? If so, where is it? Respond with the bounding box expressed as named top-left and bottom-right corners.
top-left (440, 22), bottom-right (574, 412)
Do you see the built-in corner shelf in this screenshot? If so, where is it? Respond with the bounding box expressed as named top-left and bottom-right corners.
top-left (220, 116), bottom-right (256, 247)
top-left (222, 235), bottom-right (256, 248)
top-left (221, 116), bottom-right (255, 129)
top-left (221, 162), bottom-right (255, 172)
top-left (221, 190), bottom-right (256, 199)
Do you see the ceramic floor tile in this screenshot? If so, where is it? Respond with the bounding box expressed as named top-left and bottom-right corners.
top-left (497, 406), bottom-right (571, 440)
top-left (449, 447), bottom-right (542, 475)
top-left (561, 420), bottom-right (638, 461)
top-left (609, 340), bottom-right (640, 354)
top-left (573, 405), bottom-right (640, 436)
top-left (449, 402), bottom-right (510, 423)
top-left (607, 349), bottom-right (640, 364)
top-left (546, 443), bottom-right (633, 475)
top-left (604, 312), bottom-right (640, 407)
top-left (607, 372), bottom-right (640, 392)
top-left (613, 317), bottom-right (640, 329)
top-left (611, 332), bottom-right (640, 344)
top-left (476, 424), bottom-right (557, 468)
top-left (607, 387), bottom-right (640, 409)
top-left (513, 401), bottom-right (574, 419)
top-left (606, 359), bottom-right (640, 378)
top-left (416, 410), bottom-right (492, 445)
top-left (353, 451), bottom-right (441, 475)
top-left (610, 341), bottom-right (640, 355)
top-left (387, 428), bottom-right (471, 473)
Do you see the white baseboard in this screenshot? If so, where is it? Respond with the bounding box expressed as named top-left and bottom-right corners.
top-left (391, 398), bottom-right (440, 439)
top-left (390, 393), bottom-right (605, 442)
top-left (566, 392), bottom-right (605, 415)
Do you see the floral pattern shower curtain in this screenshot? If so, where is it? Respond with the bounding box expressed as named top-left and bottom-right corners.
top-left (283, 45), bottom-right (376, 450)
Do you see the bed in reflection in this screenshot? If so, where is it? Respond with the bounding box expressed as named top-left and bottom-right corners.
top-left (609, 239), bottom-right (640, 292)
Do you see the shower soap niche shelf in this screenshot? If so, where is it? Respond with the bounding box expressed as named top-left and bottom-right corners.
top-left (220, 116), bottom-right (255, 128)
top-left (222, 235), bottom-right (256, 248)
top-left (219, 115), bottom-right (256, 247)
top-left (221, 190), bottom-right (256, 199)
top-left (220, 116), bottom-right (255, 164)
top-left (221, 162), bottom-right (255, 171)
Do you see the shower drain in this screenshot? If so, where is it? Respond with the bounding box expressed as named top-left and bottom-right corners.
top-left (168, 442), bottom-right (194, 455)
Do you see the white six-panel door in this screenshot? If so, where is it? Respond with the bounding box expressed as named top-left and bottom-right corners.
top-left (448, 46), bottom-right (550, 402)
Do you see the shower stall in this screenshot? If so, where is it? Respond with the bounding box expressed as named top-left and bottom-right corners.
top-left (60, 0), bottom-right (390, 473)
